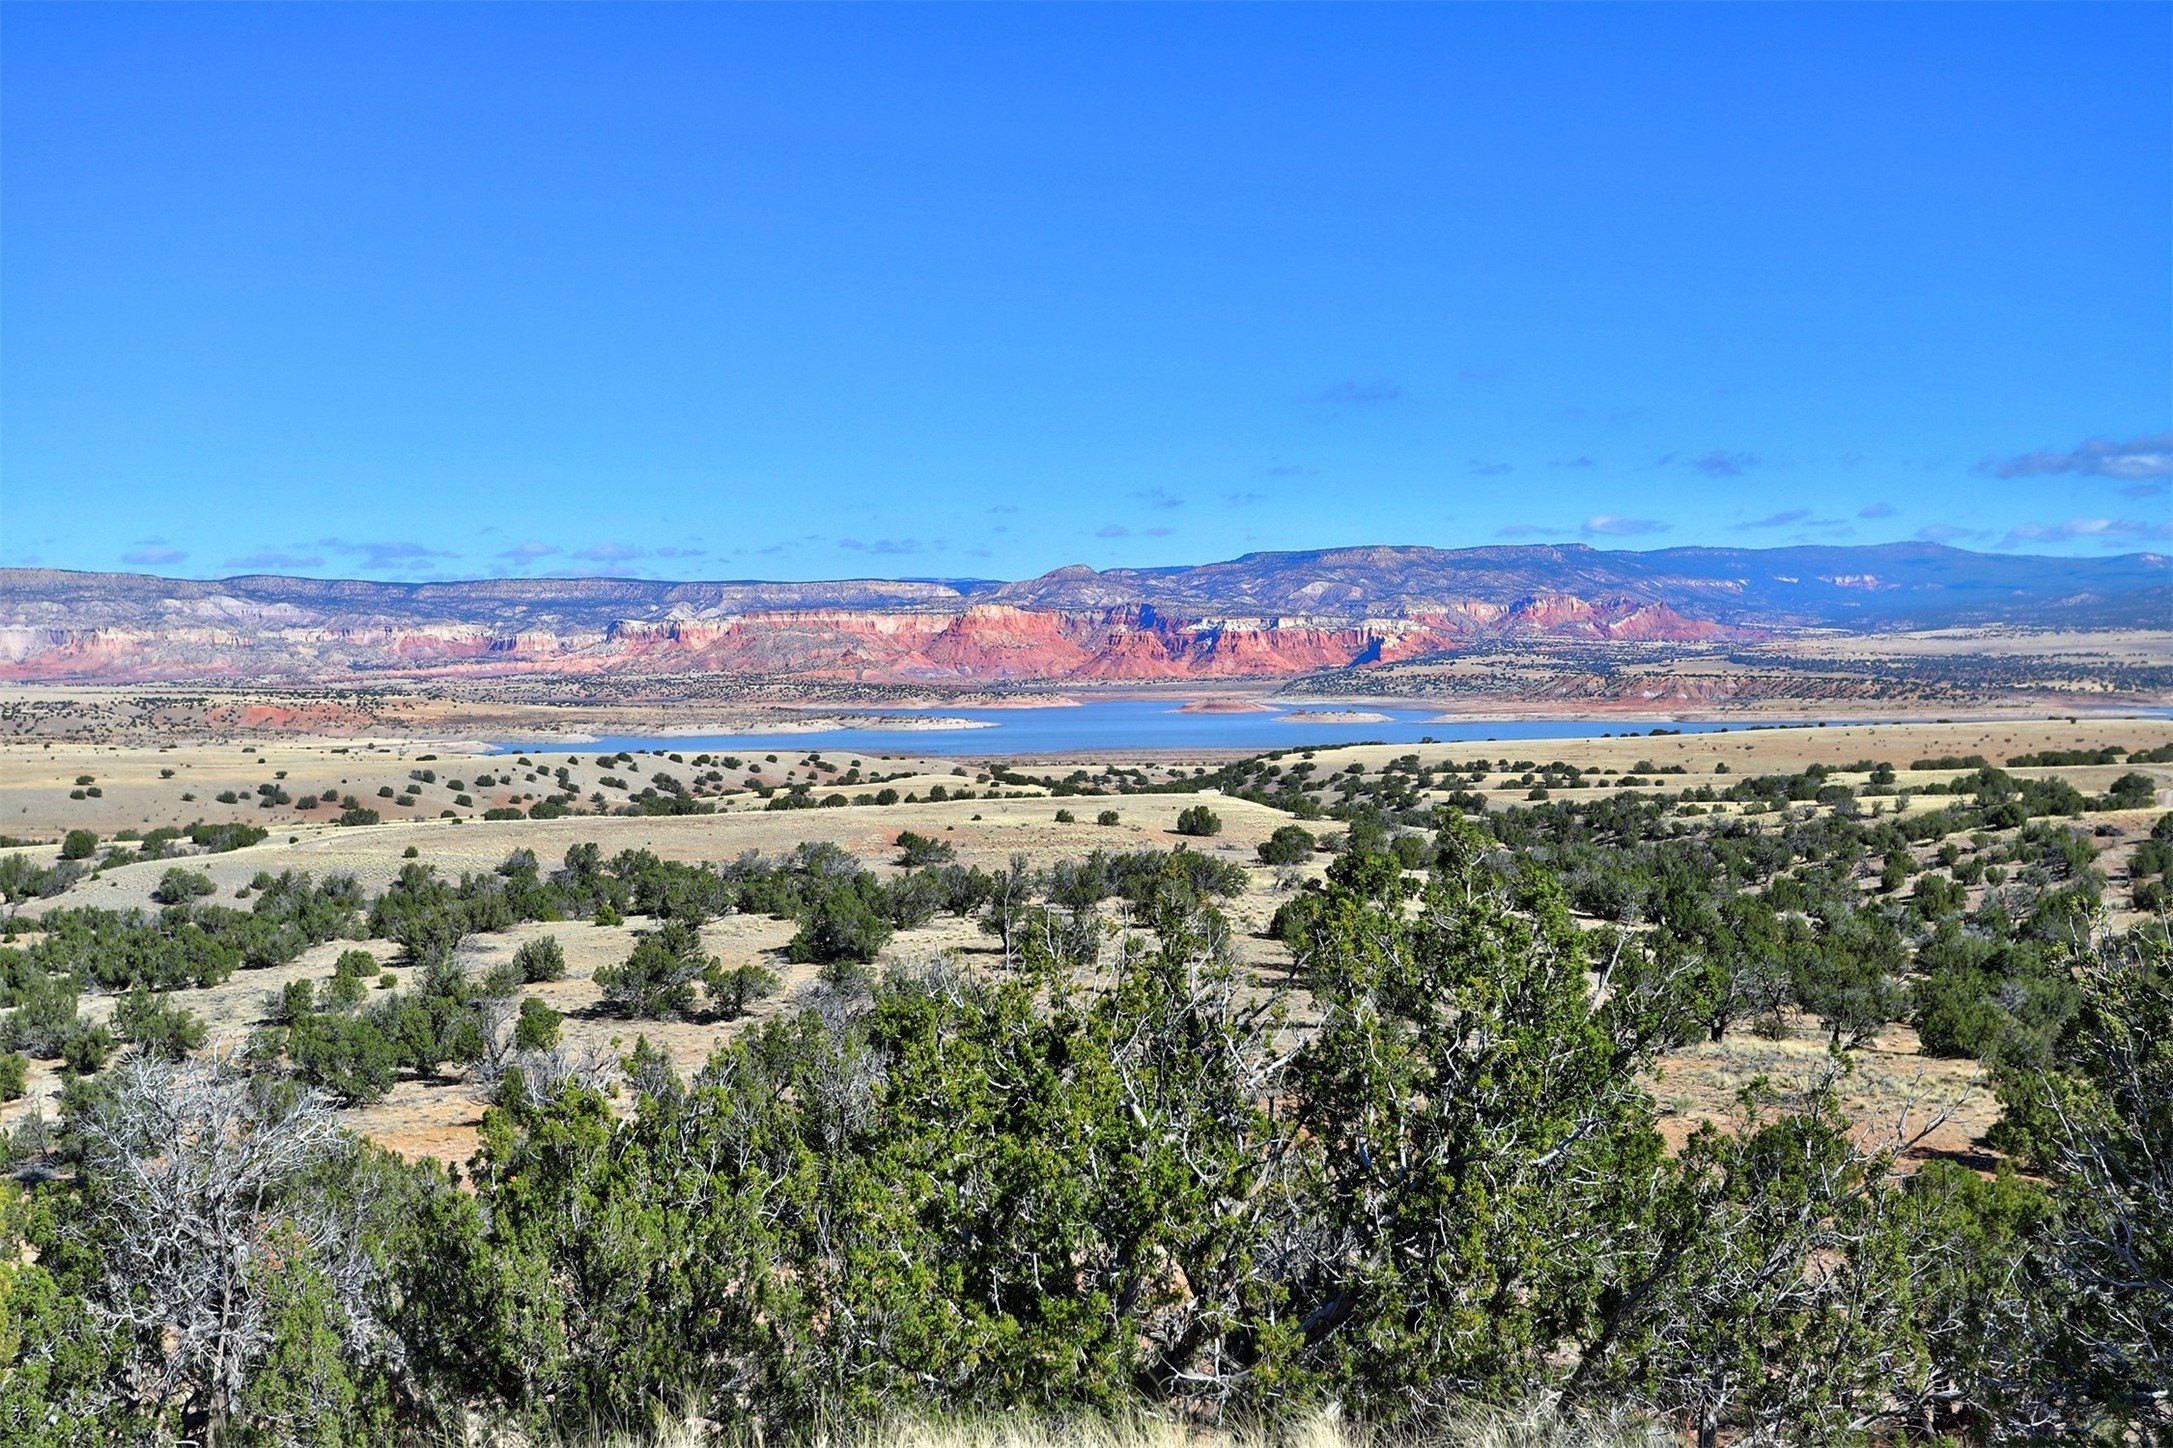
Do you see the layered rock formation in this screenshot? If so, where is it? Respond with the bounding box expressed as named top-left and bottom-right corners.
top-left (1, 542), bottom-right (2163, 685)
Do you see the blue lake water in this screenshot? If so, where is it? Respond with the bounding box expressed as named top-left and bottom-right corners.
top-left (495, 699), bottom-right (1792, 759)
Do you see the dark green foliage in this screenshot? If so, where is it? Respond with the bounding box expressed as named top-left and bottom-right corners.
top-left (892, 830), bottom-right (954, 867)
top-left (186, 821), bottom-right (269, 853)
top-left (1575, 1079), bottom-right (1947, 1448)
top-left (1982, 929), bottom-right (2173, 1430)
top-left (1911, 924), bottom-right (2078, 1066)
top-left (367, 860), bottom-right (568, 968)
top-left (512, 935), bottom-right (566, 982)
top-left (366, 976), bottom-right (486, 1081)
top-left (273, 977), bottom-right (319, 1026)
top-left (1257, 823), bottom-right (1316, 865)
top-left (1788, 906), bottom-right (1908, 1049)
top-left (785, 881), bottom-right (893, 965)
top-left (0, 853), bottom-right (67, 905)
top-left (6, 783), bottom-right (2167, 1443)
top-left (0, 1182), bottom-right (133, 1442)
top-left (0, 1052), bottom-right (24, 1101)
top-left (286, 1011), bottom-right (401, 1103)
top-left (58, 1022), bottom-right (114, 1074)
top-left (595, 919), bottom-right (712, 1018)
top-left (0, 969), bottom-right (85, 1057)
top-left (512, 996), bottom-right (563, 1051)
top-left (151, 867), bottom-right (216, 905)
top-left (1173, 803), bottom-right (1222, 837)
top-left (393, 819), bottom-right (2083, 1441)
top-left (706, 963), bottom-right (780, 1020)
top-left (59, 830), bottom-right (97, 861)
top-left (2102, 771), bottom-right (2157, 809)
top-left (321, 971), bottom-right (369, 1013)
top-left (110, 988), bottom-right (207, 1062)
top-left (2006, 747), bottom-right (2126, 768)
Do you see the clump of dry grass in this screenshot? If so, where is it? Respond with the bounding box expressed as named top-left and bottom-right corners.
top-left (533, 1400), bottom-right (1672, 1448)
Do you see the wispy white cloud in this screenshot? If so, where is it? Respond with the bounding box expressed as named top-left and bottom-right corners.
top-left (223, 550), bottom-right (324, 570)
top-left (122, 545), bottom-right (187, 566)
top-left (318, 538), bottom-right (457, 568)
top-left (1998, 516), bottom-right (2173, 549)
top-left (1690, 450), bottom-right (1758, 477)
top-left (1581, 514), bottom-right (1669, 537)
top-left (1732, 509), bottom-right (1811, 530)
top-left (838, 538), bottom-right (940, 555)
top-left (1987, 432), bottom-right (2173, 482)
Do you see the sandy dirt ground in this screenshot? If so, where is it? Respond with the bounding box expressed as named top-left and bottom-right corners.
top-left (7, 706), bottom-right (2170, 838)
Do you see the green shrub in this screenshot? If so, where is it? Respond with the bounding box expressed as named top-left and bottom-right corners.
top-left (513, 996), bottom-right (564, 1051)
top-left (1173, 804), bottom-right (1223, 837)
top-left (595, 921), bottom-right (710, 1019)
top-left (112, 989), bottom-right (208, 1062)
top-left (894, 831), bottom-right (955, 867)
top-left (786, 884), bottom-right (894, 965)
top-left (1257, 824), bottom-right (1316, 865)
top-left (152, 867), bottom-right (217, 905)
top-left (287, 1010), bottom-right (400, 1102)
top-left (60, 829), bottom-right (97, 861)
top-left (59, 1021), bottom-right (115, 1074)
top-left (2102, 772), bottom-right (2157, 809)
top-left (707, 963), bottom-right (781, 1020)
top-left (514, 935), bottom-right (568, 982)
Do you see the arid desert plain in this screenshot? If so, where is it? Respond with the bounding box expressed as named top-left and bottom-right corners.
top-left (5, 687), bottom-right (2168, 1169)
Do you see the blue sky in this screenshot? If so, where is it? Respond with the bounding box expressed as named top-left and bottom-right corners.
top-left (4, 3), bottom-right (2168, 582)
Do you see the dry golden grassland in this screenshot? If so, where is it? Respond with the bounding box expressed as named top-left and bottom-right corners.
top-left (3, 710), bottom-right (2169, 1170)
top-left (502, 1402), bottom-right (1670, 1448)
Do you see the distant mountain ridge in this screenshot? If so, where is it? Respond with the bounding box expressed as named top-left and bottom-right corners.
top-left (2, 543), bottom-right (2165, 685)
